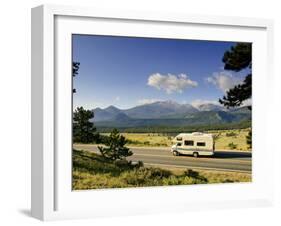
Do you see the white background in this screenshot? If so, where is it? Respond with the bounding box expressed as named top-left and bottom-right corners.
top-left (0, 0), bottom-right (280, 225)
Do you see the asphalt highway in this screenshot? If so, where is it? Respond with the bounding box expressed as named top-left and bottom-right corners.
top-left (74, 144), bottom-right (252, 173)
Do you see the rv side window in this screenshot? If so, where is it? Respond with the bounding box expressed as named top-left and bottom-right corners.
top-left (184, 140), bottom-right (194, 146)
top-left (176, 137), bottom-right (182, 141)
top-left (197, 142), bottom-right (206, 147)
top-left (177, 143), bottom-right (182, 146)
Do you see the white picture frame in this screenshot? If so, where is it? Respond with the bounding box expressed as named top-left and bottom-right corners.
top-left (31, 4), bottom-right (274, 221)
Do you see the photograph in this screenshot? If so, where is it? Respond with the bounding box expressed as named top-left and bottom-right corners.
top-left (72, 34), bottom-right (252, 190)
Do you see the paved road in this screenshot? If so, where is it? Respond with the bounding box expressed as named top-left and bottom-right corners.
top-left (74, 144), bottom-right (252, 173)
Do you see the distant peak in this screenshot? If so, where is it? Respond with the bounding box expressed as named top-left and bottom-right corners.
top-left (105, 105), bottom-right (119, 110)
top-left (157, 100), bottom-right (179, 105)
top-left (165, 100), bottom-right (178, 104)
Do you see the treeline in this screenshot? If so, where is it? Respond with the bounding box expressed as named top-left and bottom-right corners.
top-left (96, 120), bottom-right (251, 134)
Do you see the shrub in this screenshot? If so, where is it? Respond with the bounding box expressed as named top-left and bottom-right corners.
top-left (184, 169), bottom-right (208, 182)
top-left (114, 159), bottom-right (131, 168)
top-left (135, 161), bottom-right (144, 168)
top-left (228, 142), bottom-right (237, 149)
top-left (149, 168), bottom-right (172, 179)
top-left (226, 132), bottom-right (236, 137)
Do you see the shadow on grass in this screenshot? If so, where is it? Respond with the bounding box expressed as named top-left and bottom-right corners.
top-left (72, 149), bottom-right (138, 177)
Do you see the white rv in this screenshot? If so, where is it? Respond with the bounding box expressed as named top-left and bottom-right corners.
top-left (171, 132), bottom-right (214, 157)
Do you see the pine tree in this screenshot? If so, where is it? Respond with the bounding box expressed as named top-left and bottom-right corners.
top-left (73, 107), bottom-right (96, 143)
top-left (98, 129), bottom-right (133, 161)
top-left (246, 129), bottom-right (252, 149)
top-left (219, 43), bottom-right (252, 109)
top-left (72, 62), bottom-right (80, 93)
top-left (220, 44), bottom-right (252, 150)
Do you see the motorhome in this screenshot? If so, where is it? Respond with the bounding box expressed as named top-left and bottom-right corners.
top-left (171, 132), bottom-right (214, 157)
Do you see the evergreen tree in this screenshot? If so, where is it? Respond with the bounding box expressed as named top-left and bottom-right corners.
top-left (72, 62), bottom-right (80, 93)
top-left (220, 43), bottom-right (252, 150)
top-left (246, 129), bottom-right (252, 149)
top-left (98, 129), bottom-right (133, 161)
top-left (73, 107), bottom-right (96, 143)
top-left (219, 43), bottom-right (252, 109)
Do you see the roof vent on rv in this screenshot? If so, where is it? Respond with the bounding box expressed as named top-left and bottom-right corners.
top-left (191, 132), bottom-right (204, 136)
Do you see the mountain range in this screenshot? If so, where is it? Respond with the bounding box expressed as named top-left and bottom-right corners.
top-left (91, 100), bottom-right (251, 128)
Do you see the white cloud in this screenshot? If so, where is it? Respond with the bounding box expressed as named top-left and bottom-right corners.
top-left (137, 98), bottom-right (162, 105)
top-left (206, 71), bottom-right (242, 92)
top-left (147, 73), bottom-right (198, 94)
top-left (115, 96), bottom-right (120, 101)
top-left (191, 99), bottom-right (219, 108)
top-left (241, 98), bottom-right (252, 107)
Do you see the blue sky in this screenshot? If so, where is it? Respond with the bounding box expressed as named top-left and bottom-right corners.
top-left (72, 34), bottom-right (248, 110)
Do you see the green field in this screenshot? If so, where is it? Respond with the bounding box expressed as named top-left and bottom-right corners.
top-left (73, 149), bottom-right (251, 190)
top-left (100, 128), bottom-right (251, 151)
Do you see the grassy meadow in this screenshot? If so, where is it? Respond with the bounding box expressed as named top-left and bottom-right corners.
top-left (72, 149), bottom-right (251, 190)
top-left (100, 128), bottom-right (251, 151)
top-left (211, 129), bottom-right (251, 150)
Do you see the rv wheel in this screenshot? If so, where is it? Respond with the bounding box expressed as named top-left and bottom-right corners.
top-left (173, 151), bottom-right (179, 156)
top-left (193, 152), bottom-right (199, 158)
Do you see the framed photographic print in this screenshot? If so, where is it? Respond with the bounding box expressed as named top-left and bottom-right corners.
top-left (31, 4), bottom-right (274, 221)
